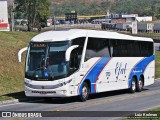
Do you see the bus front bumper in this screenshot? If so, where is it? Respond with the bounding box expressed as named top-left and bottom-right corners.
top-left (25, 86), bottom-right (70, 97)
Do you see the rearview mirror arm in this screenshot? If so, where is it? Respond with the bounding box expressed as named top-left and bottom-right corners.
top-left (65, 45), bottom-right (79, 61)
top-left (18, 47), bottom-right (28, 62)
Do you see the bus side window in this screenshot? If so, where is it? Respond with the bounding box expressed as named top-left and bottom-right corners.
top-left (110, 46), bottom-right (113, 57)
top-left (69, 49), bottom-right (79, 74)
top-left (70, 37), bottom-right (85, 74)
top-left (71, 37), bottom-right (85, 68)
top-left (85, 38), bottom-right (110, 61)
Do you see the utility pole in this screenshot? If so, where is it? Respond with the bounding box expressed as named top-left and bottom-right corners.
top-left (53, 16), bottom-right (56, 30)
top-left (9, 0), bottom-right (14, 31)
top-left (11, 0), bottom-right (14, 31)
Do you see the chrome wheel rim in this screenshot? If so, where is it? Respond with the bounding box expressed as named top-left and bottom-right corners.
top-left (139, 80), bottom-right (143, 89)
top-left (132, 81), bottom-right (136, 91)
top-left (82, 86), bottom-right (88, 98)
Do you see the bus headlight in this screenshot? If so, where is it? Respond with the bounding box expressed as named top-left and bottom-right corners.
top-left (24, 82), bottom-right (31, 87)
top-left (64, 79), bottom-right (72, 85)
top-left (59, 79), bottom-right (72, 87)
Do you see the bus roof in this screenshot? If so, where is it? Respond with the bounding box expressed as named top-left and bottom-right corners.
top-left (31, 29), bottom-right (153, 42)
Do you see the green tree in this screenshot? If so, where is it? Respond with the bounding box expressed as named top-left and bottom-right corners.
top-left (50, 0), bottom-right (160, 19)
top-left (15, 0), bottom-right (50, 32)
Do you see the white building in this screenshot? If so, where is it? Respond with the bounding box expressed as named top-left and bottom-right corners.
top-left (122, 14), bottom-right (153, 23)
top-left (122, 14), bottom-right (138, 22)
top-left (0, 0), bottom-right (10, 31)
top-left (136, 16), bottom-right (152, 22)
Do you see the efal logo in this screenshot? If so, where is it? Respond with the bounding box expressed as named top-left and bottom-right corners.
top-left (115, 62), bottom-right (127, 80)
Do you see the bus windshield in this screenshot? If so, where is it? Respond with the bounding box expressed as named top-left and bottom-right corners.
top-left (25, 41), bottom-right (69, 81)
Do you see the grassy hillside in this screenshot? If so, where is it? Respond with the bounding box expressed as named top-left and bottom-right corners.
top-left (0, 31), bottom-right (159, 101)
top-left (51, 0), bottom-right (160, 18)
top-left (156, 51), bottom-right (160, 78)
top-left (0, 32), bottom-right (37, 101)
top-left (50, 0), bottom-right (116, 4)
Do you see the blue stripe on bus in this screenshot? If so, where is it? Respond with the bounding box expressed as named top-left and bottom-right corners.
top-left (79, 57), bottom-right (110, 94)
top-left (128, 55), bottom-right (154, 87)
top-left (78, 55), bottom-right (154, 95)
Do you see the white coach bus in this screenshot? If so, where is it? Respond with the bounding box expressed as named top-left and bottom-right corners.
top-left (18, 29), bottom-right (155, 101)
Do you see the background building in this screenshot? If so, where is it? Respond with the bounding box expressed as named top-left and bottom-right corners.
top-left (0, 0), bottom-right (10, 31)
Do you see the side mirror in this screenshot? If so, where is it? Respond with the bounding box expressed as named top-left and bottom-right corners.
top-left (18, 47), bottom-right (28, 62)
top-left (65, 45), bottom-right (79, 61)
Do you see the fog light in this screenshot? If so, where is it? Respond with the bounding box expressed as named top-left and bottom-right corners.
top-left (62, 90), bottom-right (67, 94)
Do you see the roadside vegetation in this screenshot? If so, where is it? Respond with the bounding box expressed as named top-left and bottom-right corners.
top-left (151, 107), bottom-right (160, 111)
top-left (0, 31), bottom-right (159, 101)
top-left (137, 33), bottom-right (160, 38)
top-left (51, 0), bottom-right (160, 18)
top-left (0, 32), bottom-right (37, 101)
top-left (14, 0), bottom-right (50, 32)
top-left (155, 51), bottom-right (160, 78)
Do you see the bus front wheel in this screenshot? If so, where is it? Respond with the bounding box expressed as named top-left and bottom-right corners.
top-left (79, 82), bottom-right (90, 102)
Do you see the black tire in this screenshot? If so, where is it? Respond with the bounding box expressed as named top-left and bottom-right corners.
top-left (129, 77), bottom-right (136, 93)
top-left (136, 77), bottom-right (144, 92)
top-left (79, 82), bottom-right (90, 102)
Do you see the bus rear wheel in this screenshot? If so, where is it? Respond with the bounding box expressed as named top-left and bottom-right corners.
top-left (136, 77), bottom-right (144, 92)
top-left (129, 77), bottom-right (136, 93)
top-left (79, 82), bottom-right (90, 102)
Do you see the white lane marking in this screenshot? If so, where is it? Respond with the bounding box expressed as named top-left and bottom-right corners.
top-left (0, 102), bottom-right (22, 108)
top-left (0, 100), bottom-right (43, 107)
top-left (0, 99), bottom-right (44, 108)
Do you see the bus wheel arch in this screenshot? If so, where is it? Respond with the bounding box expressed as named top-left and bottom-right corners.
top-left (79, 79), bottom-right (91, 102)
top-left (136, 75), bottom-right (144, 92)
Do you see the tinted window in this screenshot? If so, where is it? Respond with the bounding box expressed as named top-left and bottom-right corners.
top-left (140, 41), bottom-right (153, 57)
top-left (70, 37), bottom-right (85, 73)
top-left (85, 38), bottom-right (110, 61)
top-left (85, 38), bottom-right (153, 59)
top-left (72, 37), bottom-right (85, 56)
top-left (112, 40), bottom-right (153, 57)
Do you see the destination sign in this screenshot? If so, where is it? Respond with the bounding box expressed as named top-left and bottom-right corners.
top-left (33, 43), bottom-right (46, 47)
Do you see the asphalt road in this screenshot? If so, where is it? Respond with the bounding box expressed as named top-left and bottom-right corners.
top-left (0, 80), bottom-right (160, 120)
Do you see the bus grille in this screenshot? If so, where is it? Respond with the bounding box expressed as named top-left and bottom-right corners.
top-left (32, 91), bottom-right (56, 94)
top-left (28, 84), bottom-right (61, 89)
